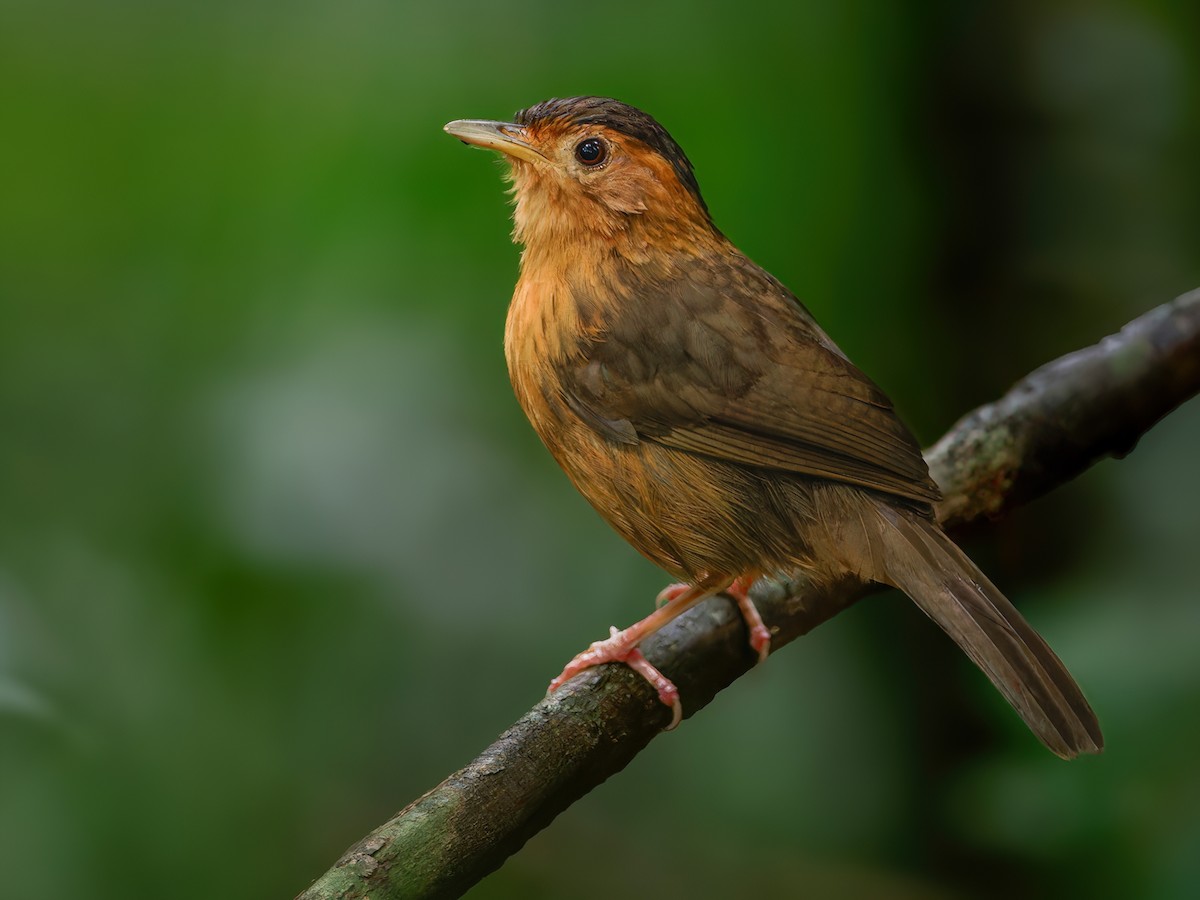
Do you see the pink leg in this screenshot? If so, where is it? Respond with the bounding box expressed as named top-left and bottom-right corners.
top-left (658, 577), bottom-right (771, 663)
top-left (655, 582), bottom-right (689, 608)
top-left (548, 582), bottom-right (718, 730)
top-left (728, 576), bottom-right (772, 663)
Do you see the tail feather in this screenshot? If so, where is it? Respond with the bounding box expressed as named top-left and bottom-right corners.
top-left (874, 505), bottom-right (1103, 758)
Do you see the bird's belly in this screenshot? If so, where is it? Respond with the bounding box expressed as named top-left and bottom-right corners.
top-left (531, 407), bottom-right (809, 582)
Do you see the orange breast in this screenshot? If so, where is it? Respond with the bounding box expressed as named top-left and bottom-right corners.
top-left (502, 268), bottom-right (778, 582)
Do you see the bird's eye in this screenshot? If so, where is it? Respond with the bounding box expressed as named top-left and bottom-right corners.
top-left (574, 137), bottom-right (608, 167)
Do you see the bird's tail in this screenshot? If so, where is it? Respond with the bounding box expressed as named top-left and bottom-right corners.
top-left (864, 502), bottom-right (1103, 758)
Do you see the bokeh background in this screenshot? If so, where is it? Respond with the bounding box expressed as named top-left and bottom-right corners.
top-left (2, 1), bottom-right (1198, 897)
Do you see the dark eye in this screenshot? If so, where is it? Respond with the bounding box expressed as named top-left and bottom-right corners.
top-left (574, 137), bottom-right (607, 166)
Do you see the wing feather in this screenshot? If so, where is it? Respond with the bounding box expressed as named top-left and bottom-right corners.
top-left (563, 253), bottom-right (940, 504)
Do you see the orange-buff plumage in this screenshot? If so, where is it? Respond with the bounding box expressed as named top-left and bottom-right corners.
top-left (445, 97), bottom-right (1101, 755)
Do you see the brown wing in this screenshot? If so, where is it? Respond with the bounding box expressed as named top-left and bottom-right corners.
top-left (563, 252), bottom-right (940, 504)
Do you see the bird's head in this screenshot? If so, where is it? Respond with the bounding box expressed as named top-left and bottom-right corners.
top-left (445, 97), bottom-right (715, 250)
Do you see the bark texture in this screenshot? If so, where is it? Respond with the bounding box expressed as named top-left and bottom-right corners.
top-left (297, 289), bottom-right (1200, 900)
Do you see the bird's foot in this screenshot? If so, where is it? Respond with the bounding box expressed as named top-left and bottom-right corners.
top-left (548, 626), bottom-right (682, 729)
top-left (728, 577), bottom-right (771, 663)
top-left (658, 578), bottom-right (770, 663)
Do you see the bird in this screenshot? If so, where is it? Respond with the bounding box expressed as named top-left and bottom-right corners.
top-left (443, 96), bottom-right (1102, 757)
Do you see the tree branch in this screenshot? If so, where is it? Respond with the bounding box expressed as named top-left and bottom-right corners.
top-left (297, 289), bottom-right (1200, 900)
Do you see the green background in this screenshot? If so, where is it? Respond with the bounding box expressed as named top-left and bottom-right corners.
top-left (2, 1), bottom-right (1198, 897)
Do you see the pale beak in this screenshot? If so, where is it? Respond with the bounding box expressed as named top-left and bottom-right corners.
top-left (443, 119), bottom-right (548, 164)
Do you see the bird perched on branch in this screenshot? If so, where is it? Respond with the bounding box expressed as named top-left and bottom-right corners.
top-left (444, 96), bottom-right (1102, 757)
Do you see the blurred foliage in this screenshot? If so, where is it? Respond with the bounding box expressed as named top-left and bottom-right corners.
top-left (1, 1), bottom-right (1198, 898)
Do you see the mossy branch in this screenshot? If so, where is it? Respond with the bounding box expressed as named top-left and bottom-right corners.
top-left (297, 289), bottom-right (1200, 900)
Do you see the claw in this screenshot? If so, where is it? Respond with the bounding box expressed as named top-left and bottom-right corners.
top-left (624, 647), bottom-right (683, 730)
top-left (547, 575), bottom-right (770, 731)
top-left (548, 625), bottom-right (683, 729)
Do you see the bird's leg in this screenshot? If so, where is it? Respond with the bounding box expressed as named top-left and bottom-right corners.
top-left (548, 581), bottom-right (720, 730)
top-left (657, 575), bottom-right (771, 663)
top-left (728, 576), bottom-right (771, 663)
